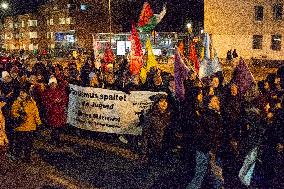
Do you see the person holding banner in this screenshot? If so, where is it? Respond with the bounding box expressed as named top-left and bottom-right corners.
top-left (141, 94), bottom-right (171, 165)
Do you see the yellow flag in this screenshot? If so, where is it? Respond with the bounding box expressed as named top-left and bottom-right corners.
top-left (140, 38), bottom-right (158, 84)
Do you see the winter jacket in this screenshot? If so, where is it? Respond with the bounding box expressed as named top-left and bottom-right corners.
top-left (0, 101), bottom-right (8, 146)
top-left (11, 97), bottom-right (41, 132)
top-left (42, 86), bottom-right (68, 127)
top-left (202, 108), bottom-right (223, 154)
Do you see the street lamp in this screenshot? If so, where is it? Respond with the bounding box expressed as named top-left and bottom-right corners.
top-left (1, 2), bottom-right (8, 10)
top-left (187, 23), bottom-right (192, 33)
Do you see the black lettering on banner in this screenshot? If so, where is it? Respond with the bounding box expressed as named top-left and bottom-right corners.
top-left (70, 88), bottom-right (127, 102)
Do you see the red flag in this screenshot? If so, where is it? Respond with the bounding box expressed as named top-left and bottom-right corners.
top-left (130, 23), bottom-right (143, 75)
top-left (103, 44), bottom-right (114, 64)
top-left (138, 2), bottom-right (154, 27)
top-left (189, 43), bottom-right (199, 73)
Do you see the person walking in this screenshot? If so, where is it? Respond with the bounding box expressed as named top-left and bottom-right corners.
top-left (42, 76), bottom-right (68, 147)
top-left (11, 85), bottom-right (41, 162)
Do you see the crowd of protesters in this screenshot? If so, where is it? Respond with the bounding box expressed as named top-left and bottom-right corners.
top-left (0, 46), bottom-right (283, 189)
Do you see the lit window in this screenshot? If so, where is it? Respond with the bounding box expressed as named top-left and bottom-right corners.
top-left (47, 32), bottom-right (50, 39)
top-left (271, 35), bottom-right (282, 51)
top-left (273, 4), bottom-right (283, 20)
top-left (29, 32), bottom-right (38, 39)
top-left (59, 18), bottom-right (66, 25)
top-left (66, 17), bottom-right (71, 24)
top-left (50, 19), bottom-right (54, 25)
top-left (28, 20), bottom-right (38, 27)
top-left (50, 32), bottom-right (54, 39)
top-left (9, 23), bottom-right (13, 28)
top-left (255, 6), bottom-right (264, 21)
top-left (21, 21), bottom-right (25, 27)
top-left (47, 20), bottom-right (50, 25)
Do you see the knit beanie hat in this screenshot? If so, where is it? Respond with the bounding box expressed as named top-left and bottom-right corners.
top-left (48, 76), bottom-right (58, 85)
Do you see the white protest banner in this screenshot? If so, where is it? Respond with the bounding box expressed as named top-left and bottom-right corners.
top-left (67, 84), bottom-right (166, 135)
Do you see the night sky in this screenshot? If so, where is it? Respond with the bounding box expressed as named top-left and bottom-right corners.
top-left (8, 0), bottom-right (203, 32)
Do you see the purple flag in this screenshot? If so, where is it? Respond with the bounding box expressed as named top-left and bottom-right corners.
top-left (231, 58), bottom-right (255, 95)
top-left (174, 49), bottom-right (190, 101)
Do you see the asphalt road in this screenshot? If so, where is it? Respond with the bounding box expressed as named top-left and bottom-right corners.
top-left (0, 129), bottom-right (194, 189)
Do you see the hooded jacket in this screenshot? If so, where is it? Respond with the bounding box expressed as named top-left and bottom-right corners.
top-left (11, 97), bottom-right (41, 132)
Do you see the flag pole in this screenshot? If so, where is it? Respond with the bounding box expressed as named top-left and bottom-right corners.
top-left (108, 0), bottom-right (112, 44)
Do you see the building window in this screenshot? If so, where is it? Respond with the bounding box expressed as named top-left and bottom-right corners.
top-left (28, 20), bottom-right (38, 27)
top-left (50, 19), bottom-right (54, 25)
top-left (59, 18), bottom-right (66, 25)
top-left (21, 21), bottom-right (25, 27)
top-left (47, 20), bottom-right (50, 25)
top-left (255, 6), bottom-right (264, 21)
top-left (66, 17), bottom-right (71, 24)
top-left (50, 32), bottom-right (54, 39)
top-left (273, 4), bottom-right (283, 20)
top-left (14, 23), bottom-right (19, 28)
top-left (46, 32), bottom-right (49, 39)
top-left (9, 23), bottom-right (13, 28)
top-left (29, 32), bottom-right (38, 39)
top-left (253, 35), bottom-right (263, 49)
top-left (271, 35), bottom-right (282, 51)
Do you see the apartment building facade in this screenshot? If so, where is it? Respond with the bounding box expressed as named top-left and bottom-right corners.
top-left (1, 0), bottom-right (122, 53)
top-left (204, 0), bottom-right (284, 60)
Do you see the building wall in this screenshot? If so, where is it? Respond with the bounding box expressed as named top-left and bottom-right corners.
top-left (1, 0), bottom-right (122, 52)
top-left (204, 0), bottom-right (284, 60)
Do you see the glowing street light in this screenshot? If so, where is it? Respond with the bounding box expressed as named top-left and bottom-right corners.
top-left (187, 23), bottom-right (193, 34)
top-left (186, 23), bottom-right (192, 29)
top-left (1, 2), bottom-right (9, 10)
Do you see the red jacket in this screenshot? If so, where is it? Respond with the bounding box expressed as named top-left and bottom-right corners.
top-left (42, 86), bottom-right (68, 127)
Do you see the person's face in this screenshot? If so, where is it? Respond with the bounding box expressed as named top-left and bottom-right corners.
top-left (275, 77), bottom-right (281, 85)
top-left (63, 68), bottom-right (69, 76)
top-left (154, 75), bottom-right (162, 86)
top-left (90, 75), bottom-right (99, 86)
top-left (211, 77), bottom-right (219, 88)
top-left (10, 72), bottom-right (18, 79)
top-left (169, 80), bottom-right (175, 92)
top-left (0, 101), bottom-right (6, 108)
top-left (197, 93), bottom-right (203, 103)
top-left (231, 85), bottom-right (238, 96)
top-left (50, 82), bottom-right (57, 89)
top-left (190, 72), bottom-right (196, 80)
top-left (264, 81), bottom-right (270, 90)
top-left (178, 42), bottom-right (184, 50)
top-left (19, 91), bottom-right (28, 99)
top-left (37, 75), bottom-right (43, 81)
top-left (132, 75), bottom-right (140, 86)
top-left (209, 87), bottom-right (215, 96)
top-left (264, 103), bottom-right (270, 113)
top-left (3, 75), bottom-right (11, 83)
top-left (209, 96), bottom-right (220, 111)
top-left (107, 75), bottom-right (115, 84)
top-left (29, 76), bottom-right (37, 85)
top-left (159, 98), bottom-right (168, 112)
